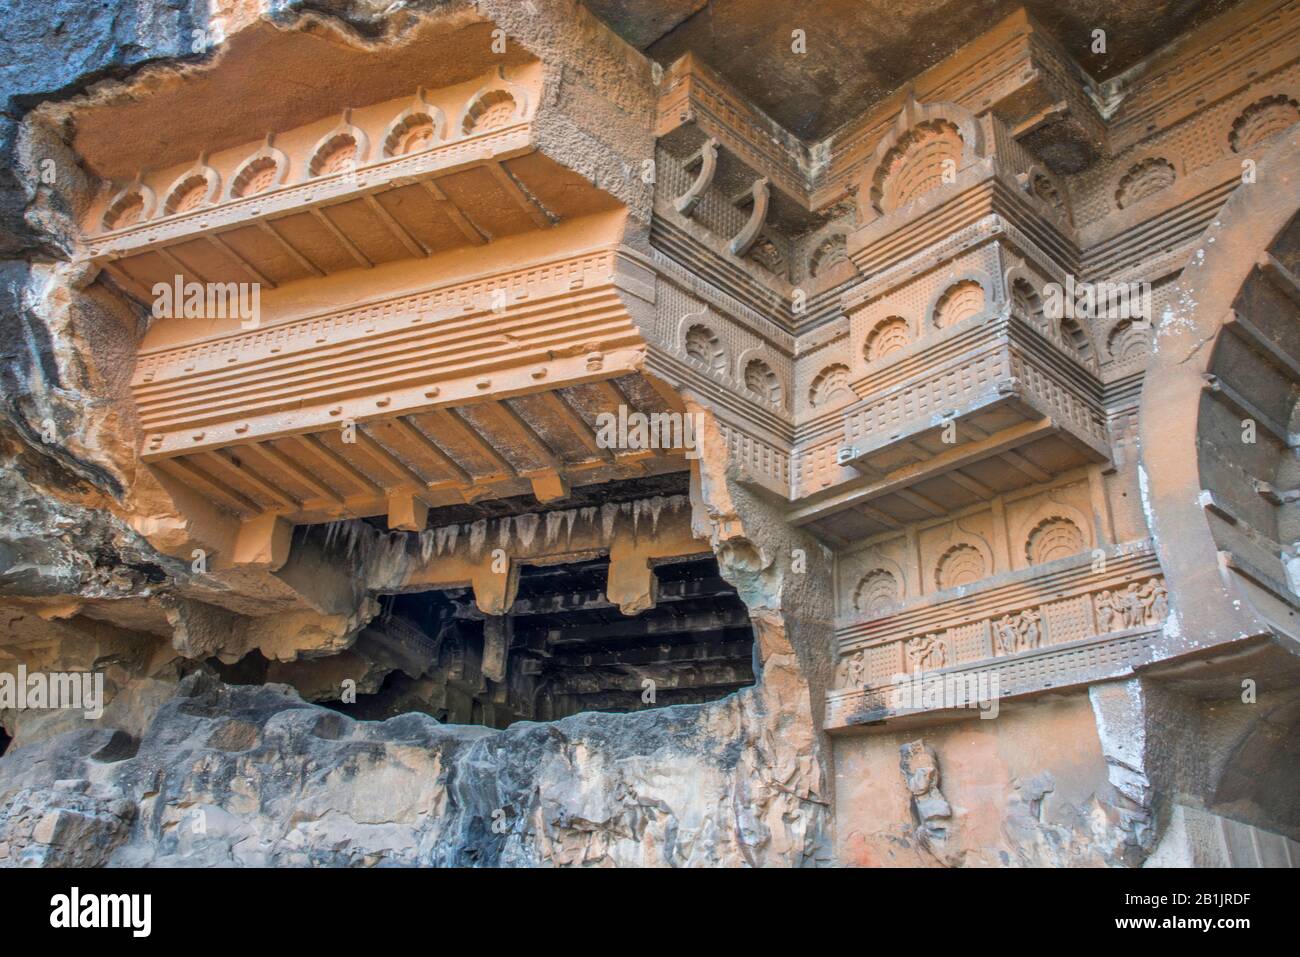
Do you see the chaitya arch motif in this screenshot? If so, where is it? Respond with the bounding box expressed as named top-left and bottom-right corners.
top-left (857, 98), bottom-right (985, 222)
top-left (228, 135), bottom-right (290, 199)
top-left (864, 316), bottom-right (911, 362)
top-left (458, 71), bottom-right (529, 136)
top-left (383, 89), bottom-right (445, 157)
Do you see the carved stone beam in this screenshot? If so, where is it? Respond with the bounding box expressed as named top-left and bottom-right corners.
top-left (728, 177), bottom-right (769, 257)
top-left (229, 513), bottom-right (293, 570)
top-left (673, 137), bottom-right (719, 218)
top-left (387, 489), bottom-right (429, 532)
top-left (607, 537), bottom-right (657, 616)
top-left (482, 614), bottom-right (511, 683)
top-left (472, 559), bottom-right (520, 617)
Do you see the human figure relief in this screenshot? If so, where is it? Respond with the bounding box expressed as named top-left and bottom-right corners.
top-left (905, 633), bottom-right (948, 673)
top-left (1119, 582), bottom-right (1145, 628)
top-left (835, 650), bottom-right (867, 689)
top-left (1137, 578), bottom-right (1168, 624)
top-left (1094, 590), bottom-right (1117, 633)
top-left (994, 615), bottom-right (1019, 655)
top-left (1021, 608), bottom-right (1042, 648)
top-left (899, 739), bottom-right (954, 863)
top-left (1095, 579), bottom-right (1168, 632)
top-left (994, 608), bottom-right (1042, 654)
top-left (848, 651), bottom-right (866, 687)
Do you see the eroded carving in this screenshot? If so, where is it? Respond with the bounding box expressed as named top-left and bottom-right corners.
top-left (808, 363), bottom-right (853, 408)
top-left (1025, 517), bottom-right (1085, 564)
top-left (383, 88), bottom-right (445, 157)
top-left (905, 633), bottom-right (948, 672)
top-left (743, 358), bottom-right (782, 404)
top-left (935, 542), bottom-right (986, 589)
top-left (1094, 579), bottom-right (1168, 632)
top-left (684, 323), bottom-right (727, 375)
top-left (899, 740), bottom-right (953, 860)
top-left (1116, 157), bottom-right (1176, 209)
top-left (1230, 94), bottom-right (1300, 153)
top-left (809, 233), bottom-right (848, 277)
top-left (854, 568), bottom-right (901, 615)
top-left (993, 608), bottom-right (1042, 655)
top-left (835, 649), bottom-right (867, 689)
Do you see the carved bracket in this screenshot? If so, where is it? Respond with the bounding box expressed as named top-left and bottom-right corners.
top-left (673, 137), bottom-right (719, 218)
top-left (728, 177), bottom-right (769, 257)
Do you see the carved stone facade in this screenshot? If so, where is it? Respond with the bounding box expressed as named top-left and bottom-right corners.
top-left (0, 0), bottom-right (1298, 869)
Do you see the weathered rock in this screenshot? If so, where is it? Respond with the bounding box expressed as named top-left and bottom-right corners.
top-left (0, 672), bottom-right (829, 867)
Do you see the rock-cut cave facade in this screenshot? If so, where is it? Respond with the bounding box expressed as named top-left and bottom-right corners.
top-left (0, 0), bottom-right (1298, 867)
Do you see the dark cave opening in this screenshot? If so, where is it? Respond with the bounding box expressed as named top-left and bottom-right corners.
top-left (209, 648), bottom-right (272, 685)
top-left (323, 554), bottom-right (758, 728)
top-left (0, 726), bottom-right (10, 757)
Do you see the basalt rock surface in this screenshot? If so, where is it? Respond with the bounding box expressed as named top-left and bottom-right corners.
top-left (0, 671), bottom-right (828, 867)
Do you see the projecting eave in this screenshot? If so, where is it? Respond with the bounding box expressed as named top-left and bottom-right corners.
top-left (76, 58), bottom-right (630, 301)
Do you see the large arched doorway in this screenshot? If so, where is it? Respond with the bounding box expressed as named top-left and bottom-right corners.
top-left (1138, 129), bottom-right (1300, 844)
